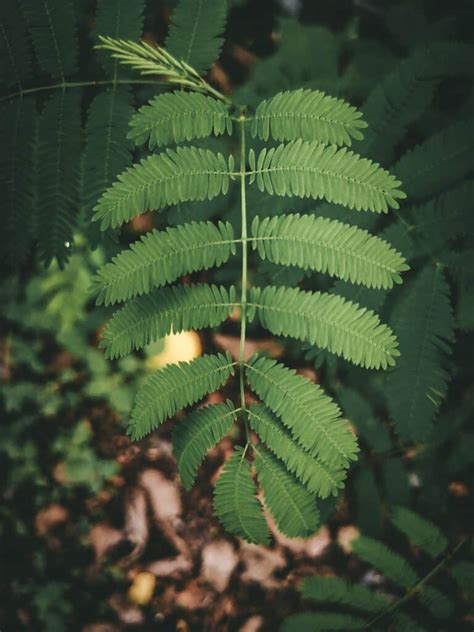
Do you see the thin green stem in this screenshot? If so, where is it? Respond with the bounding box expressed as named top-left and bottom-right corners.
top-left (0, 79), bottom-right (162, 103)
top-left (238, 112), bottom-right (251, 443)
top-left (365, 536), bottom-right (468, 629)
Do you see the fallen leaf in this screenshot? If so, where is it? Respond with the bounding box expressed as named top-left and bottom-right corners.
top-left (35, 503), bottom-right (69, 536)
top-left (337, 525), bottom-right (360, 554)
top-left (89, 523), bottom-right (124, 561)
top-left (201, 540), bottom-right (238, 592)
top-left (175, 579), bottom-right (213, 611)
top-left (123, 487), bottom-right (149, 560)
top-left (239, 541), bottom-right (286, 589)
top-left (147, 555), bottom-right (192, 578)
top-left (271, 524), bottom-right (331, 557)
top-left (239, 615), bottom-right (264, 632)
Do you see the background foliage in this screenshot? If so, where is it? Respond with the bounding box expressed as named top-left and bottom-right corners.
top-left (1, 0), bottom-right (472, 630)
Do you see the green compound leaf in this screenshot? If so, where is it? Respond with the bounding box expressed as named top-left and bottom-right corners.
top-left (93, 146), bottom-right (232, 229)
top-left (245, 355), bottom-right (358, 469)
top-left (101, 284), bottom-right (236, 359)
top-left (249, 286), bottom-right (399, 370)
top-left (252, 88), bottom-right (367, 146)
top-left (249, 140), bottom-right (406, 213)
top-left (251, 214), bottom-right (408, 289)
top-left (128, 91), bottom-right (232, 149)
top-left (248, 404), bottom-right (345, 498)
top-left (213, 446), bottom-right (270, 545)
top-left (92, 220), bottom-right (236, 306)
top-left (173, 400), bottom-right (237, 489)
top-left (128, 352), bottom-right (235, 440)
top-left (255, 446), bottom-right (320, 538)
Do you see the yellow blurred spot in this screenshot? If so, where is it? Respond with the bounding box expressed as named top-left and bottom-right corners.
top-left (146, 331), bottom-right (202, 369)
top-left (128, 571), bottom-right (156, 605)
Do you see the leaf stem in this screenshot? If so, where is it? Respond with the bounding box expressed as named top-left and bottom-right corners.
top-left (0, 79), bottom-right (163, 103)
top-left (238, 112), bottom-right (251, 442)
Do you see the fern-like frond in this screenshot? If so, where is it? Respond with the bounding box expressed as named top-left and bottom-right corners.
top-left (173, 400), bottom-right (237, 489)
top-left (358, 43), bottom-right (474, 164)
top-left (165, 0), bottom-right (227, 74)
top-left (95, 0), bottom-right (145, 75)
top-left (213, 446), bottom-right (270, 544)
top-left (100, 284), bottom-right (236, 359)
top-left (300, 576), bottom-right (387, 613)
top-left (390, 506), bottom-right (448, 558)
top-left (255, 446), bottom-right (320, 537)
top-left (251, 214), bottom-right (408, 289)
top-left (386, 265), bottom-right (454, 441)
top-left (245, 355), bottom-right (358, 468)
top-left (128, 91), bottom-right (232, 149)
top-left (338, 389), bottom-right (391, 453)
top-left (1, 99), bottom-right (37, 265)
top-left (392, 612), bottom-right (426, 632)
top-left (409, 181), bottom-right (473, 257)
top-left (249, 286), bottom-right (399, 369)
top-left (38, 91), bottom-right (81, 266)
top-left (93, 146), bottom-right (232, 229)
top-left (22, 0), bottom-right (78, 80)
top-left (281, 612), bottom-right (366, 632)
top-left (418, 586), bottom-right (454, 620)
top-left (393, 118), bottom-right (474, 201)
top-left (81, 88), bottom-right (135, 224)
top-left (92, 220), bottom-right (236, 306)
top-left (248, 404), bottom-right (345, 498)
top-left (251, 88), bottom-right (367, 146)
top-left (128, 352), bottom-right (235, 440)
top-left (0, 2), bottom-right (32, 90)
top-left (352, 535), bottom-right (418, 589)
top-left (249, 140), bottom-right (405, 212)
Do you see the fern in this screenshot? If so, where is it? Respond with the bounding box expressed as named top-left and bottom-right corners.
top-left (408, 181), bottom-right (473, 257)
top-left (251, 214), bottom-right (408, 289)
top-left (251, 88), bottom-right (367, 146)
top-left (0, 2), bottom-right (32, 90)
top-left (390, 506), bottom-right (448, 558)
top-left (81, 88), bottom-right (135, 224)
top-left (128, 352), bottom-right (235, 440)
top-left (92, 220), bottom-right (236, 306)
top-left (165, 0), bottom-right (228, 75)
top-left (22, 0), bottom-right (78, 81)
top-left (300, 576), bottom-right (387, 613)
top-left (247, 404), bottom-right (346, 498)
top-left (245, 355), bottom-right (358, 468)
top-left (359, 42), bottom-right (474, 164)
top-left (1, 99), bottom-right (37, 264)
top-left (393, 118), bottom-right (474, 201)
top-left (249, 286), bottom-right (399, 369)
top-left (92, 35), bottom-right (406, 541)
top-left (249, 140), bottom-right (405, 212)
top-left (128, 91), bottom-right (232, 149)
top-left (93, 146), bottom-right (232, 229)
top-left (95, 0), bottom-right (145, 75)
top-left (386, 264), bottom-right (454, 441)
top-left (281, 613), bottom-right (366, 631)
top-left (213, 446), bottom-right (270, 545)
top-left (37, 91), bottom-right (81, 266)
top-left (173, 400), bottom-right (237, 489)
top-left (284, 507), bottom-right (467, 630)
top-left (353, 535), bottom-right (419, 589)
top-left (100, 284), bottom-right (236, 359)
top-left (255, 446), bottom-right (320, 537)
